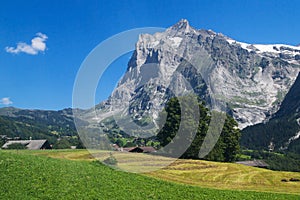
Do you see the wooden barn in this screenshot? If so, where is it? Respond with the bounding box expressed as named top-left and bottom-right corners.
top-left (128, 146), bottom-right (156, 153)
top-left (236, 159), bottom-right (269, 168)
top-left (112, 145), bottom-right (157, 153)
top-left (2, 139), bottom-right (51, 150)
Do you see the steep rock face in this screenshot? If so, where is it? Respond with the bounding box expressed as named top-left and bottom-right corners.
top-left (89, 19), bottom-right (300, 130)
top-left (242, 73), bottom-right (300, 153)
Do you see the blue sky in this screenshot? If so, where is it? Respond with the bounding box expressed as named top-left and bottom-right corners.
top-left (0, 0), bottom-right (299, 110)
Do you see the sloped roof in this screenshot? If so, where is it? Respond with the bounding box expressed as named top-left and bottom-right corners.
top-left (122, 147), bottom-right (135, 152)
top-left (236, 159), bottom-right (269, 167)
top-left (139, 146), bottom-right (156, 152)
top-left (2, 140), bottom-right (48, 150)
top-left (129, 146), bottom-right (156, 153)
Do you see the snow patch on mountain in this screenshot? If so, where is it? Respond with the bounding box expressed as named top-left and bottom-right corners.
top-left (227, 39), bottom-right (300, 56)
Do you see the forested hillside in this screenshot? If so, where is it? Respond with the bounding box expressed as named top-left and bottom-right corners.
top-left (0, 108), bottom-right (83, 148)
top-left (242, 73), bottom-right (300, 154)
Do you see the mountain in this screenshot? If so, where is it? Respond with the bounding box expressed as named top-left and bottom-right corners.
top-left (0, 114), bottom-right (58, 144)
top-left (242, 72), bottom-right (300, 154)
top-left (76, 19), bottom-right (300, 141)
top-left (0, 107), bottom-right (83, 146)
top-left (2, 20), bottom-right (300, 153)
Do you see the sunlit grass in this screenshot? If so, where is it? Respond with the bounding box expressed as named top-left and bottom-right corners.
top-left (147, 159), bottom-right (300, 194)
top-left (1, 150), bottom-right (300, 199)
top-left (14, 149), bottom-right (300, 195)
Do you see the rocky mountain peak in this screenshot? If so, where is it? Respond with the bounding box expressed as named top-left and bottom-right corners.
top-left (166, 19), bottom-right (197, 36)
top-left (80, 20), bottom-right (300, 131)
top-left (172, 19), bottom-right (190, 29)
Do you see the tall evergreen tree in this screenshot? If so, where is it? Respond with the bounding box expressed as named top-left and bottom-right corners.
top-left (157, 96), bottom-right (241, 162)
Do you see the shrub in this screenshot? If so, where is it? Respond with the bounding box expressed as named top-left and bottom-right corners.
top-left (103, 153), bottom-right (117, 166)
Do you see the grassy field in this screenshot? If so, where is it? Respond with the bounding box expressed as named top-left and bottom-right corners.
top-left (19, 149), bottom-right (300, 194)
top-left (1, 150), bottom-right (300, 199)
top-left (148, 159), bottom-right (300, 194)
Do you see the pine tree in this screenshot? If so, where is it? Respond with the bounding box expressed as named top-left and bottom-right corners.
top-left (157, 96), bottom-right (241, 162)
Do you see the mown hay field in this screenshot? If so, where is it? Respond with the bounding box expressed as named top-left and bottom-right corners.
top-left (4, 149), bottom-right (300, 197)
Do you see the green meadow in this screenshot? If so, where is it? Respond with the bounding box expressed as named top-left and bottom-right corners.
top-left (0, 150), bottom-right (299, 199)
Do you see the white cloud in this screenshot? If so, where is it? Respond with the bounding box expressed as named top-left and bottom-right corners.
top-left (5, 32), bottom-right (48, 55)
top-left (0, 97), bottom-right (13, 105)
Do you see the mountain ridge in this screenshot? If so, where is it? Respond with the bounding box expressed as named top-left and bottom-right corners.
top-left (81, 19), bottom-right (300, 133)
